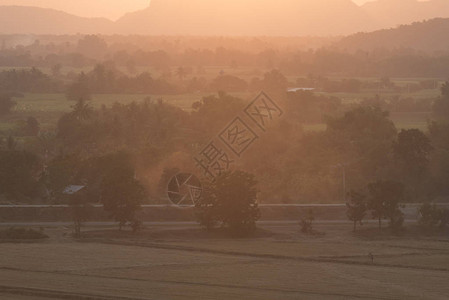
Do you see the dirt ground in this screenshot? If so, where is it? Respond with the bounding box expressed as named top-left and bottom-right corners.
top-left (0, 223), bottom-right (449, 299)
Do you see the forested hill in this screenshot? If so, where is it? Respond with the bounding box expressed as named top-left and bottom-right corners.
top-left (361, 0), bottom-right (449, 29)
top-left (2, 1), bottom-right (449, 37)
top-left (0, 6), bottom-right (114, 35)
top-left (337, 18), bottom-right (449, 52)
top-left (116, 0), bottom-right (373, 36)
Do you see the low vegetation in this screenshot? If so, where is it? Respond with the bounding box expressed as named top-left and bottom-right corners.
top-left (0, 227), bottom-right (48, 240)
top-left (196, 171), bottom-right (260, 236)
top-left (1, 34), bottom-right (449, 238)
top-left (418, 203), bottom-right (449, 231)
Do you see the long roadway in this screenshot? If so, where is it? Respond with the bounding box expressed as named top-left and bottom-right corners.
top-left (0, 203), bottom-right (446, 227)
top-left (0, 203), bottom-right (440, 208)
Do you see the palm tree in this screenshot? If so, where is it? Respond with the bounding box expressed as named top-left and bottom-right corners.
top-left (176, 67), bottom-right (188, 80)
top-left (71, 99), bottom-right (93, 121)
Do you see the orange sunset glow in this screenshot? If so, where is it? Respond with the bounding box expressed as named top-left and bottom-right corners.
top-left (0, 1), bottom-right (449, 299)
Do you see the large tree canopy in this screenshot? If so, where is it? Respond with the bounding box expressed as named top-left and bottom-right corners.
top-left (196, 170), bottom-right (260, 235)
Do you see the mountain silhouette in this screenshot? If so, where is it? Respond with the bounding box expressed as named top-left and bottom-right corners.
top-left (2, 0), bottom-right (449, 36)
top-left (338, 18), bottom-right (449, 52)
top-left (116, 0), bottom-right (375, 36)
top-left (361, 0), bottom-right (449, 29)
top-left (0, 6), bottom-right (113, 34)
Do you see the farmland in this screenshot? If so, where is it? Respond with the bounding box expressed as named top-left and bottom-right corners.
top-left (1, 82), bottom-right (439, 133)
top-left (1, 223), bottom-right (448, 299)
top-left (2, 6), bottom-right (449, 300)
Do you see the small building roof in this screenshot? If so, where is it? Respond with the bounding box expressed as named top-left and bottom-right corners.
top-left (63, 185), bottom-right (85, 195)
top-left (287, 87), bottom-right (315, 92)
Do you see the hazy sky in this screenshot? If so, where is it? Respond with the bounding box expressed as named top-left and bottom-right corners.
top-left (0, 0), bottom-right (151, 20)
top-left (0, 0), bottom-right (376, 19)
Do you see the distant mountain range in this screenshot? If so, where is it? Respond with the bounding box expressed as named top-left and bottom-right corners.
top-left (361, 0), bottom-right (449, 29)
top-left (1, 0), bottom-right (449, 36)
top-left (0, 6), bottom-right (114, 35)
top-left (116, 0), bottom-right (373, 36)
top-left (338, 18), bottom-right (449, 52)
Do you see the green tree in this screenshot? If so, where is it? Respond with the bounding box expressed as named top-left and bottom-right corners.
top-left (441, 81), bottom-right (449, 99)
top-left (285, 90), bottom-right (342, 123)
top-left (77, 35), bottom-right (108, 59)
top-left (393, 129), bottom-right (433, 199)
top-left (367, 180), bottom-right (405, 230)
top-left (0, 150), bottom-right (41, 200)
top-left (433, 81), bottom-right (449, 118)
top-left (6, 135), bottom-right (16, 150)
top-left (261, 69), bottom-right (288, 93)
top-left (69, 192), bottom-right (92, 238)
top-left (66, 72), bottom-right (91, 101)
top-left (0, 94), bottom-right (16, 116)
top-left (100, 154), bottom-right (146, 230)
top-left (195, 182), bottom-right (218, 230)
top-left (394, 129), bottom-right (433, 172)
top-left (176, 67), bottom-right (188, 80)
top-left (346, 190), bottom-right (367, 232)
top-left (51, 64), bottom-right (62, 78)
top-left (418, 203), bottom-right (449, 231)
top-left (196, 171), bottom-right (260, 235)
top-left (418, 203), bottom-right (441, 231)
top-left (327, 105), bottom-right (397, 185)
top-left (299, 208), bottom-right (315, 234)
top-left (327, 106), bottom-right (397, 155)
top-left (440, 209), bottom-right (449, 229)
top-left (45, 155), bottom-right (80, 199)
top-left (56, 98), bottom-right (95, 151)
top-left (191, 92), bottom-right (246, 140)
top-left (71, 98), bottom-right (94, 121)
top-left (208, 75), bottom-right (248, 92)
top-left (22, 116), bottom-right (40, 136)
top-left (57, 98), bottom-right (184, 156)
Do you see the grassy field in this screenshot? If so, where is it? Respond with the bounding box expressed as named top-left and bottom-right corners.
top-left (0, 223), bottom-right (448, 299)
top-left (0, 90), bottom-right (435, 134)
top-left (304, 111), bottom-right (431, 132)
top-left (320, 89), bottom-right (440, 105)
top-left (1, 93), bottom-right (221, 132)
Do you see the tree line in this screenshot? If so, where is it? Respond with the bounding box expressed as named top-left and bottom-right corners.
top-left (1, 83), bottom-right (449, 234)
top-left (1, 83), bottom-right (449, 204)
top-left (1, 34), bottom-right (449, 78)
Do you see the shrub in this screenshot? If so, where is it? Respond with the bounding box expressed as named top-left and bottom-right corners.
top-left (131, 219), bottom-right (143, 233)
top-left (300, 209), bottom-right (315, 234)
top-left (0, 94), bottom-right (16, 116)
top-left (346, 190), bottom-right (367, 232)
top-left (389, 209), bottom-right (405, 233)
top-left (195, 171), bottom-right (260, 236)
top-left (440, 208), bottom-right (449, 229)
top-left (0, 227), bottom-right (48, 240)
top-left (418, 203), bottom-right (441, 230)
top-left (418, 203), bottom-right (449, 231)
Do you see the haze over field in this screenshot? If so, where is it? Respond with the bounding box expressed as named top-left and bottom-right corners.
top-left (0, 0), bottom-right (151, 20)
top-left (0, 0), bottom-right (374, 19)
top-left (2, 1), bottom-right (449, 300)
top-left (0, 0), bottom-right (448, 35)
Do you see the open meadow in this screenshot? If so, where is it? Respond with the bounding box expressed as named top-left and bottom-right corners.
top-left (4, 93), bottom-right (210, 131)
top-left (3, 2), bottom-right (449, 299)
top-left (1, 82), bottom-right (439, 133)
top-left (1, 223), bottom-right (449, 299)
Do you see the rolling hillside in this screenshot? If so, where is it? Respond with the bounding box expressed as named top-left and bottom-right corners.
top-left (2, 0), bottom-right (449, 36)
top-left (337, 18), bottom-right (449, 52)
top-left (0, 6), bottom-right (114, 34)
